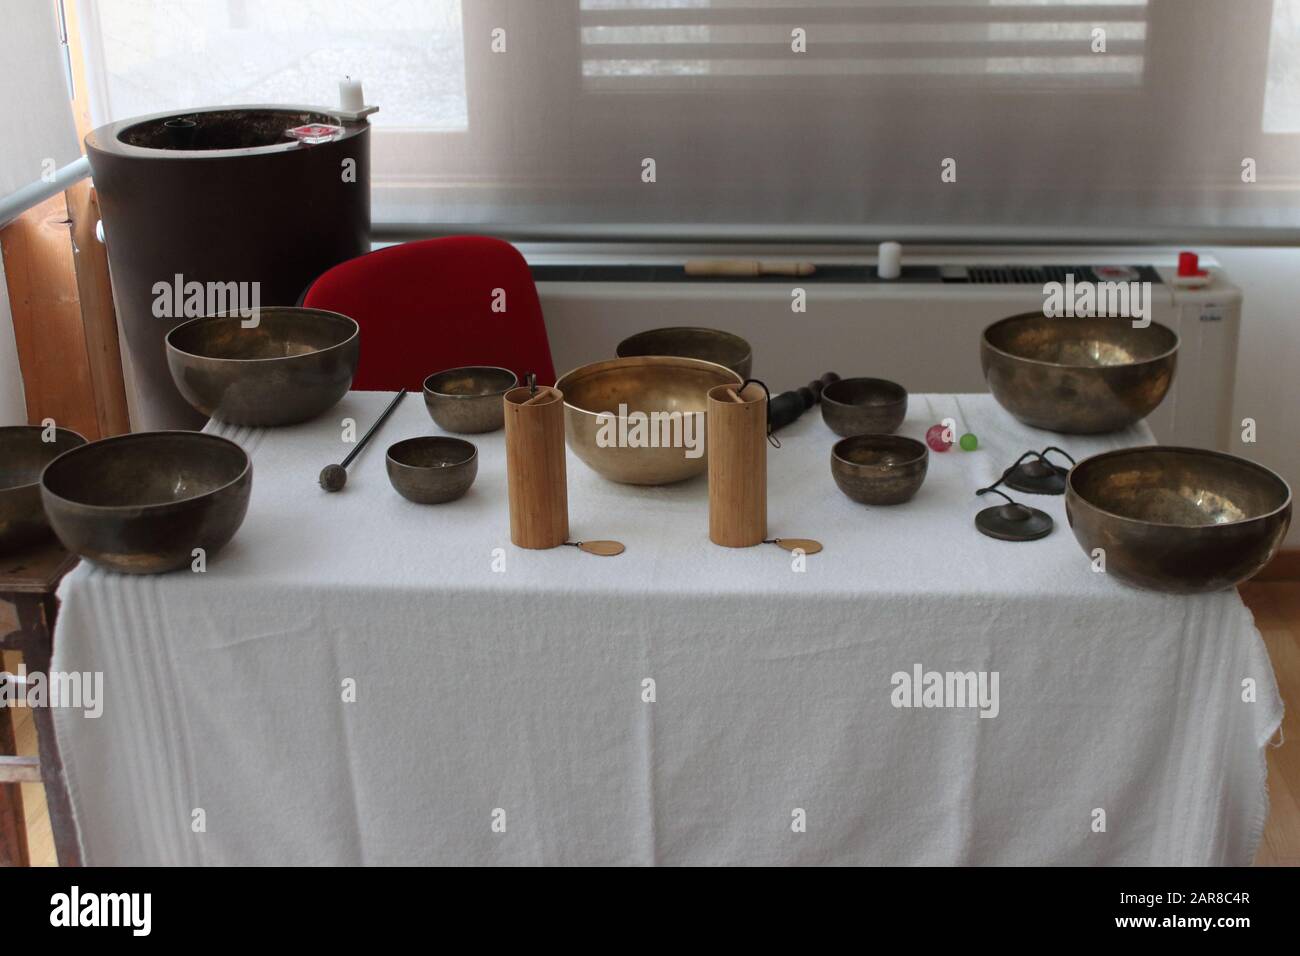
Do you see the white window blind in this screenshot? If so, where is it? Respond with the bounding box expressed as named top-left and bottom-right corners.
top-left (1, 0), bottom-right (80, 202)
top-left (76, 0), bottom-right (1300, 240)
top-left (580, 0), bottom-right (1147, 89)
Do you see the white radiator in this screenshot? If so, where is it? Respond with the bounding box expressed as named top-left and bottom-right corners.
top-left (529, 248), bottom-right (1241, 450)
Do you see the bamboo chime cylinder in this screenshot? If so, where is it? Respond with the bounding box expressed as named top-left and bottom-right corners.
top-left (504, 385), bottom-right (569, 549)
top-left (707, 382), bottom-right (768, 547)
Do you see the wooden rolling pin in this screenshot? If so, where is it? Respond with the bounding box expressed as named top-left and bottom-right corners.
top-left (684, 259), bottom-right (816, 277)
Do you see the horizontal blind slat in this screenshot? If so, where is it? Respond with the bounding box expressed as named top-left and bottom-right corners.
top-left (582, 40), bottom-right (1147, 60)
top-left (579, 5), bottom-right (1149, 28)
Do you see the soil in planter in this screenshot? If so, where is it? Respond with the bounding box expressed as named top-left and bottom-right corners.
top-left (119, 109), bottom-right (341, 151)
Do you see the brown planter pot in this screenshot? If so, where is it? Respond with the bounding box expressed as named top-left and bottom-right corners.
top-left (87, 106), bottom-right (370, 429)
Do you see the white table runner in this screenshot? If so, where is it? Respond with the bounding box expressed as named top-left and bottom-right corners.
top-left (53, 393), bottom-right (1281, 864)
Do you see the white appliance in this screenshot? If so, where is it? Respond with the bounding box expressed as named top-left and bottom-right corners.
top-left (527, 247), bottom-right (1242, 450)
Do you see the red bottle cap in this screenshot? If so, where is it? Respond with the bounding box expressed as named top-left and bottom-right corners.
top-left (1177, 251), bottom-right (1207, 277)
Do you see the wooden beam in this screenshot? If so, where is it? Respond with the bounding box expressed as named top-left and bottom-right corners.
top-left (0, 698), bottom-right (31, 865)
top-left (66, 180), bottom-right (129, 436)
top-left (0, 195), bottom-right (100, 438)
top-left (0, 755), bottom-right (42, 785)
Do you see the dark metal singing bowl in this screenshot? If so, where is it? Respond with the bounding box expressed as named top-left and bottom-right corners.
top-left (820, 377), bottom-right (908, 437)
top-left (423, 366), bottom-right (518, 434)
top-left (39, 431), bottom-right (252, 574)
top-left (165, 307), bottom-right (359, 426)
top-left (616, 327), bottom-right (753, 380)
top-left (831, 434), bottom-right (928, 505)
top-left (981, 313), bottom-right (1178, 434)
top-left (386, 437), bottom-right (478, 504)
top-left (1066, 446), bottom-right (1291, 593)
top-left (0, 426), bottom-right (87, 552)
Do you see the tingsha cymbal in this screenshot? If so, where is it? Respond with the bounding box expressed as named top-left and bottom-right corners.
top-left (1004, 456), bottom-right (1069, 496)
top-left (975, 501), bottom-right (1054, 541)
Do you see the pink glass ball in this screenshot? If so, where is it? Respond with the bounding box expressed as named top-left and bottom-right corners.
top-left (926, 424), bottom-right (952, 452)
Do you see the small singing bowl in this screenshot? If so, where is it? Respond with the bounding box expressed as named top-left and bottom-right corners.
top-left (166, 307), bottom-right (359, 426)
top-left (556, 355), bottom-right (742, 485)
top-left (39, 431), bottom-right (252, 574)
top-left (386, 437), bottom-right (478, 504)
top-left (821, 377), bottom-right (908, 437)
top-left (981, 313), bottom-right (1178, 434)
top-left (616, 327), bottom-right (753, 380)
top-left (0, 426), bottom-right (87, 553)
top-left (1066, 446), bottom-right (1292, 593)
top-left (831, 434), bottom-right (928, 505)
top-left (422, 366), bottom-right (518, 434)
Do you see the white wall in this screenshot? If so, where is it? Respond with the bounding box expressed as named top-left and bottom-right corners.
top-left (0, 257), bottom-right (27, 425)
top-left (1207, 247), bottom-right (1300, 547)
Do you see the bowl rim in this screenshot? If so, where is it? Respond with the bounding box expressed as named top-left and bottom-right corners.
top-left (980, 312), bottom-right (1180, 369)
top-left (0, 426), bottom-right (88, 494)
top-left (821, 376), bottom-right (908, 408)
top-left (1066, 444), bottom-right (1293, 530)
top-left (422, 366), bottom-right (519, 399)
top-left (386, 435), bottom-right (478, 468)
top-left (555, 355), bottom-right (743, 420)
top-left (831, 433), bottom-right (928, 469)
top-left (615, 326), bottom-right (753, 363)
top-left (39, 430), bottom-right (251, 513)
top-left (164, 307), bottom-right (359, 364)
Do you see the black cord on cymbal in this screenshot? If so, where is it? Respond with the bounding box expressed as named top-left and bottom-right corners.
top-left (975, 486), bottom-right (1017, 505)
top-left (1040, 446), bottom-right (1076, 466)
top-left (980, 451), bottom-right (1042, 496)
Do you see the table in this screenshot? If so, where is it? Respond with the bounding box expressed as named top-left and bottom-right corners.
top-left (1, 537), bottom-right (81, 866)
top-left (52, 393), bottom-right (1281, 865)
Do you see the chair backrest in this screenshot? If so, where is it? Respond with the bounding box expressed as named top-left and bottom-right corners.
top-left (302, 236), bottom-right (556, 391)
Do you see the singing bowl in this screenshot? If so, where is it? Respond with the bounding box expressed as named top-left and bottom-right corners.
top-left (981, 313), bottom-right (1178, 434)
top-left (423, 366), bottom-right (517, 434)
top-left (555, 356), bottom-right (742, 485)
top-left (1065, 446), bottom-right (1291, 593)
top-left (0, 427), bottom-right (87, 552)
top-left (615, 327), bottom-right (753, 380)
top-left (821, 377), bottom-right (908, 437)
top-left (40, 432), bottom-right (252, 574)
top-left (166, 307), bottom-right (359, 426)
top-left (831, 434), bottom-right (929, 505)
top-left (386, 436), bottom-right (478, 504)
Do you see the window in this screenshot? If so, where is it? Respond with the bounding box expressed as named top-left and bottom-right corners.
top-left (1264, 0), bottom-right (1300, 132)
top-left (76, 0), bottom-right (1300, 239)
top-left (80, 0), bottom-right (467, 131)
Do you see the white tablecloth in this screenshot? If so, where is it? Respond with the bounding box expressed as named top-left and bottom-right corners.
top-left (52, 393), bottom-right (1281, 865)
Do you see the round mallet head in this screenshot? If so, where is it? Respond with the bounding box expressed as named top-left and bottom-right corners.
top-left (319, 463), bottom-right (348, 492)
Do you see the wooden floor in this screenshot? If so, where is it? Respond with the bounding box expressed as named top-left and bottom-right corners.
top-left (3, 583), bottom-right (1299, 867)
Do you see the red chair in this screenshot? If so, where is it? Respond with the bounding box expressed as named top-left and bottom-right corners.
top-left (301, 236), bottom-right (556, 391)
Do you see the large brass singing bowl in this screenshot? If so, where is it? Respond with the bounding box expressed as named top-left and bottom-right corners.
top-left (1066, 446), bottom-right (1291, 593)
top-left (166, 307), bottom-right (359, 426)
top-left (0, 426), bottom-right (87, 552)
top-left (616, 327), bottom-right (753, 380)
top-left (981, 313), bottom-right (1178, 433)
top-left (40, 431), bottom-right (252, 574)
top-left (556, 356), bottom-right (742, 485)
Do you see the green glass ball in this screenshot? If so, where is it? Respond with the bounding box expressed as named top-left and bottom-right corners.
top-left (959, 432), bottom-right (978, 452)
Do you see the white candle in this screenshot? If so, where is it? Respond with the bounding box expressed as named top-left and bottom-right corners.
top-left (877, 241), bottom-right (902, 280)
top-left (339, 76), bottom-right (364, 112)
